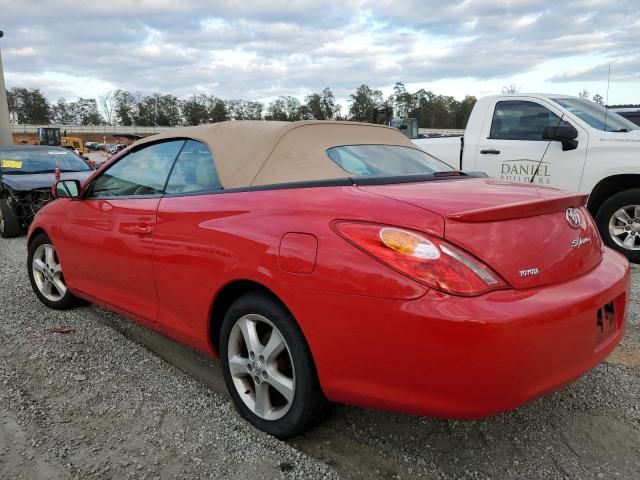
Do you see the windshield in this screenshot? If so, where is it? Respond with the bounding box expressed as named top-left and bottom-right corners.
top-left (326, 145), bottom-right (452, 177)
top-left (552, 98), bottom-right (639, 132)
top-left (0, 148), bottom-right (92, 174)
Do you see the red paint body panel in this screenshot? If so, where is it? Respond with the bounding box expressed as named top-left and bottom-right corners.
top-left (285, 250), bottom-right (628, 417)
top-left (49, 198), bottom-right (160, 321)
top-left (360, 180), bottom-right (603, 288)
top-left (28, 176), bottom-right (630, 419)
top-left (445, 206), bottom-right (604, 289)
top-left (358, 178), bottom-right (546, 217)
top-left (447, 193), bottom-right (589, 222)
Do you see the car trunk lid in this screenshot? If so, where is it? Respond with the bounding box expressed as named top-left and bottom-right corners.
top-left (358, 178), bottom-right (603, 289)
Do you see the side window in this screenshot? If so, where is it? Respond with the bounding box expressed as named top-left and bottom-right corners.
top-left (165, 140), bottom-right (222, 194)
top-left (489, 101), bottom-right (570, 140)
top-left (89, 140), bottom-right (184, 198)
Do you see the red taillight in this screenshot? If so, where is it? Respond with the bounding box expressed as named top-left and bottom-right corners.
top-left (334, 222), bottom-right (509, 296)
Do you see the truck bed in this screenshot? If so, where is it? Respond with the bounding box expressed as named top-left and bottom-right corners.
top-left (413, 136), bottom-right (462, 169)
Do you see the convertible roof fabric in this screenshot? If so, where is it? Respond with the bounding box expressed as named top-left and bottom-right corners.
top-left (134, 121), bottom-right (417, 188)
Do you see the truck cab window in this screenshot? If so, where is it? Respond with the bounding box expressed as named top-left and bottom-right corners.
top-left (490, 101), bottom-right (570, 141)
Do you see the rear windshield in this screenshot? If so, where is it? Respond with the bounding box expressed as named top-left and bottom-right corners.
top-left (0, 149), bottom-right (92, 174)
top-left (326, 145), bottom-right (452, 176)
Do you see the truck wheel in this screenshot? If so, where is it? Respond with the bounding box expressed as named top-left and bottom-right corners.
top-left (595, 188), bottom-right (640, 263)
top-left (0, 199), bottom-right (22, 238)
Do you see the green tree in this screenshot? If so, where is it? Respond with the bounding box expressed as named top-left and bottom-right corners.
top-left (133, 95), bottom-right (156, 126)
top-left (181, 94), bottom-right (210, 125)
top-left (228, 100), bottom-right (265, 120)
top-left (593, 93), bottom-right (604, 105)
top-left (242, 101), bottom-right (263, 120)
top-left (134, 93), bottom-right (180, 126)
top-left (453, 95), bottom-right (477, 129)
top-left (348, 84), bottom-right (384, 123)
top-left (304, 87), bottom-right (339, 120)
top-left (392, 82), bottom-right (415, 118)
top-left (50, 98), bottom-right (74, 124)
top-left (113, 90), bottom-right (136, 126)
top-left (266, 96), bottom-right (303, 121)
top-left (210, 98), bottom-right (230, 122)
top-left (7, 87), bottom-right (51, 124)
top-left (68, 98), bottom-right (102, 125)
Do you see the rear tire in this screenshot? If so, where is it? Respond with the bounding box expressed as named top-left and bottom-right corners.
top-left (219, 291), bottom-right (328, 438)
top-left (0, 199), bottom-right (21, 238)
top-left (595, 188), bottom-right (640, 263)
top-left (27, 233), bottom-right (82, 309)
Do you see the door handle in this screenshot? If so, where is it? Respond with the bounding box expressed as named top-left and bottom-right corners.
top-left (133, 225), bottom-right (153, 235)
top-left (480, 149), bottom-right (501, 154)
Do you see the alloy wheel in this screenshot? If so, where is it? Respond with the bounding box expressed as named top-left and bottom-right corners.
top-left (609, 205), bottom-right (640, 251)
top-left (227, 314), bottom-right (295, 421)
top-left (32, 243), bottom-right (67, 301)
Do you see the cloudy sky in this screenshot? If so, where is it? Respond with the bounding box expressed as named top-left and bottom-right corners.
top-left (1, 0), bottom-right (638, 106)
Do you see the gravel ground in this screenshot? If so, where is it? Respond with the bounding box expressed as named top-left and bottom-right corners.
top-left (1, 235), bottom-right (639, 479)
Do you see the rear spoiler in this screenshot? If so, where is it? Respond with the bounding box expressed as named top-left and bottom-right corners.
top-left (447, 193), bottom-right (589, 223)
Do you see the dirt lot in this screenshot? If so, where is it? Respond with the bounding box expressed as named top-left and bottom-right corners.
top-left (1, 236), bottom-right (639, 479)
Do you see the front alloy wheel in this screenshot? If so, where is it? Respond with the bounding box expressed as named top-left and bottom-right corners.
top-left (220, 292), bottom-right (327, 438)
top-left (27, 233), bottom-right (81, 309)
top-left (32, 243), bottom-right (68, 301)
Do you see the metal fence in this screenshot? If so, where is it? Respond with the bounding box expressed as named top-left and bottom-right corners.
top-left (10, 124), bottom-right (171, 135)
top-left (10, 124), bottom-right (464, 136)
top-left (418, 128), bottom-right (464, 136)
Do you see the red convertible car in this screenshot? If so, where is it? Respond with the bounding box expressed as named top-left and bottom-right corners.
top-left (27, 121), bottom-right (629, 438)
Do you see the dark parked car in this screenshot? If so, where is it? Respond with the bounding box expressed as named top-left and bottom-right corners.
top-left (613, 109), bottom-right (640, 127)
top-left (0, 146), bottom-right (95, 238)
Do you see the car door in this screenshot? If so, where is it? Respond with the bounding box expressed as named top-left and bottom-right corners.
top-left (474, 99), bottom-right (587, 191)
top-left (57, 140), bottom-right (185, 322)
top-left (152, 140), bottom-right (227, 344)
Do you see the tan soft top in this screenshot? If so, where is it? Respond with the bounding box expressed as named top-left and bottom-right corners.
top-left (134, 120), bottom-right (418, 189)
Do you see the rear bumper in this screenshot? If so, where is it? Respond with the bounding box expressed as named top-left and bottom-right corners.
top-left (287, 248), bottom-right (630, 418)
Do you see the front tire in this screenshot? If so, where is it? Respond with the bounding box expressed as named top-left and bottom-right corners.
top-left (219, 291), bottom-right (327, 438)
top-left (596, 188), bottom-right (640, 263)
top-left (0, 199), bottom-right (21, 238)
top-left (27, 233), bottom-right (81, 309)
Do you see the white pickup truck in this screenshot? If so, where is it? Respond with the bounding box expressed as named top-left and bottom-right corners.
top-left (413, 93), bottom-right (640, 262)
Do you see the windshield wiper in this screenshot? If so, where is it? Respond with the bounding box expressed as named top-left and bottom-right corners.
top-left (611, 128), bottom-right (631, 132)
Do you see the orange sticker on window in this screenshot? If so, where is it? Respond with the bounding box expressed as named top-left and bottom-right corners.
top-left (1, 159), bottom-right (23, 168)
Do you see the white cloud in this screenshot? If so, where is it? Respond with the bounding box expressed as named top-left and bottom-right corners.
top-left (0, 0), bottom-right (637, 104)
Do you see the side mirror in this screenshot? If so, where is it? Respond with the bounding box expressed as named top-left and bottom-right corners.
top-left (53, 179), bottom-right (81, 199)
top-left (543, 125), bottom-right (579, 151)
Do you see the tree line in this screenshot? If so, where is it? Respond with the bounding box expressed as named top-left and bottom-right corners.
top-left (5, 83), bottom-right (477, 130)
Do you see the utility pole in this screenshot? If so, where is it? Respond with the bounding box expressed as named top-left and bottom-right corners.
top-left (0, 30), bottom-right (12, 146)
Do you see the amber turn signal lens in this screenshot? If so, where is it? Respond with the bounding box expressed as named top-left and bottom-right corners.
top-left (379, 228), bottom-right (440, 259)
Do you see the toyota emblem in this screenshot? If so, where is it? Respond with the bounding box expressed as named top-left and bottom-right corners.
top-left (565, 208), bottom-right (581, 229)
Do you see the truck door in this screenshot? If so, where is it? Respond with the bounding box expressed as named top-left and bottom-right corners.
top-left (474, 99), bottom-right (587, 191)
